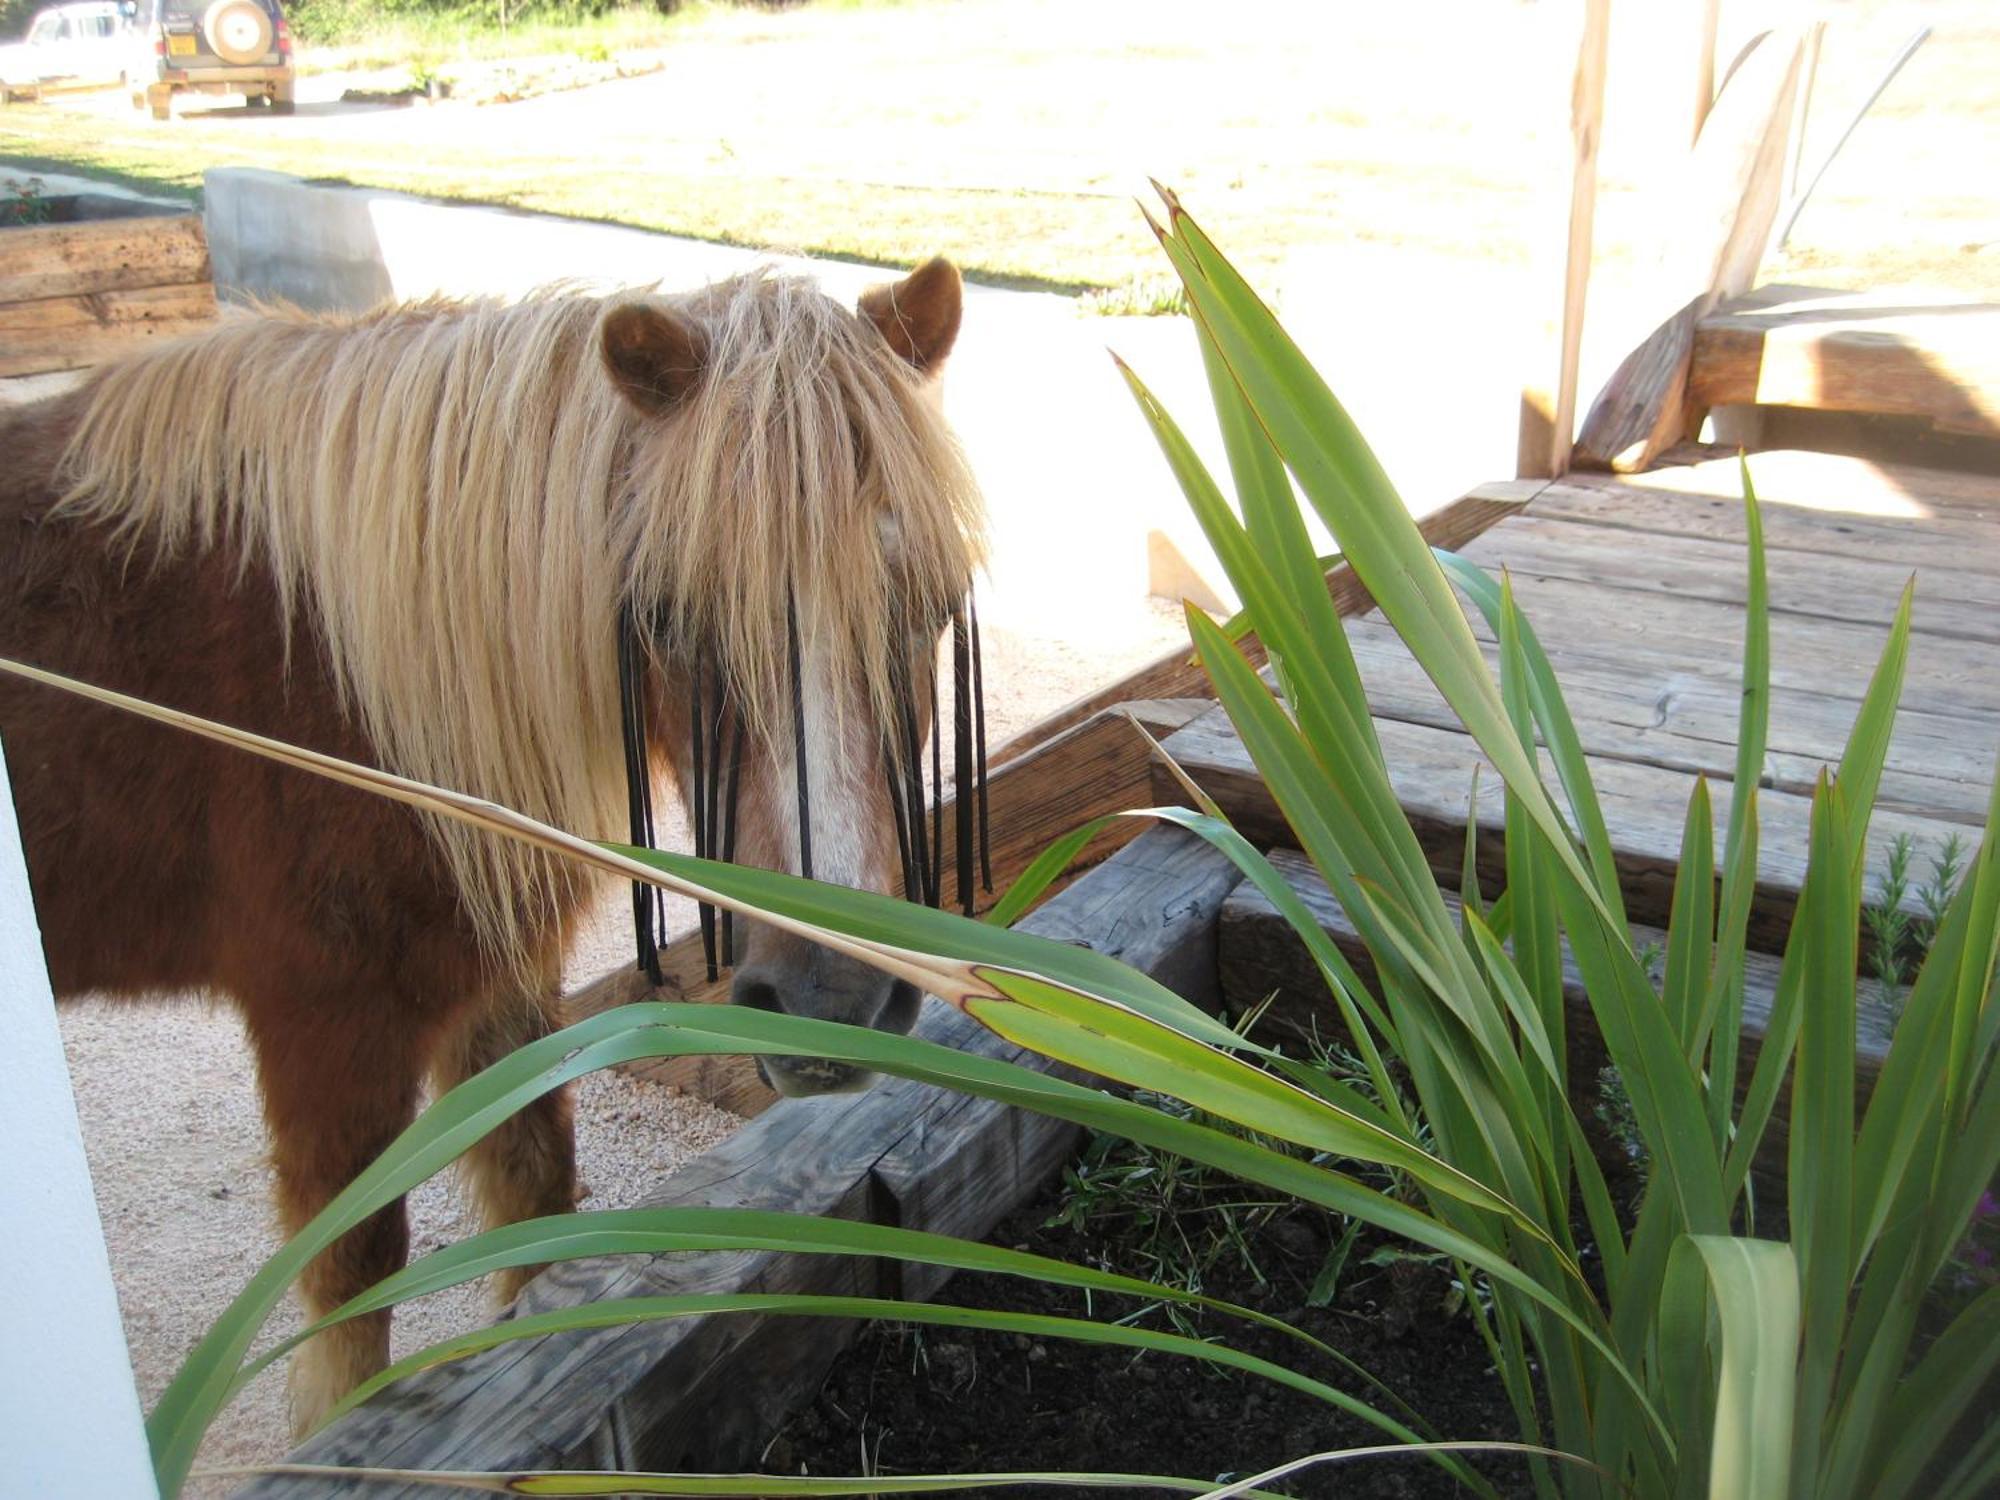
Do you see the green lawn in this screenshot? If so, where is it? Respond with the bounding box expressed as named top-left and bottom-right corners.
top-left (4, 0), bottom-right (1995, 300)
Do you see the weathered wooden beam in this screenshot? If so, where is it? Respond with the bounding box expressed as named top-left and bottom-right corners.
top-left (567, 695), bottom-right (1212, 1116)
top-left (240, 825), bottom-right (1242, 1496)
top-left (993, 484), bottom-right (1538, 763)
top-left (0, 281), bottom-right (220, 378)
top-left (1573, 28), bottom-right (1804, 472)
top-left (1686, 284), bottom-right (2000, 439)
top-left (1218, 848), bottom-right (1893, 1192)
top-left (0, 212), bottom-right (210, 303)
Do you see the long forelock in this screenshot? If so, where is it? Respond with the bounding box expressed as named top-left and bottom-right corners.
top-left (50, 271), bottom-right (985, 968)
top-left (617, 270), bottom-right (986, 784)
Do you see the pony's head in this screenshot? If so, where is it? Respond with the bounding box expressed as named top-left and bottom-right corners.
top-left (599, 260), bottom-right (984, 1096)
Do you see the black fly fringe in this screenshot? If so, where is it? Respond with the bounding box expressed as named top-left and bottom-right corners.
top-left (617, 603), bottom-right (665, 986)
top-left (620, 587), bottom-right (992, 987)
top-left (786, 589), bottom-right (814, 883)
top-left (882, 591), bottom-right (992, 918)
top-left (688, 664), bottom-right (716, 981)
top-left (968, 596), bottom-right (992, 894)
top-left (950, 606), bottom-right (975, 915)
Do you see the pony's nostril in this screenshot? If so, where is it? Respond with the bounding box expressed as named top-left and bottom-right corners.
top-left (731, 976), bottom-right (783, 1013)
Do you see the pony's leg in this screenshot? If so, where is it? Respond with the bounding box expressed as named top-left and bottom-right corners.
top-left (246, 1004), bottom-right (427, 1437)
top-left (432, 976), bottom-right (578, 1303)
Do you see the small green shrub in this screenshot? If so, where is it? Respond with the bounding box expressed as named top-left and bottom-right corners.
top-left (1, 175), bottom-right (52, 226)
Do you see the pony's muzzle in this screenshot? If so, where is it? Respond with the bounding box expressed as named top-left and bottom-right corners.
top-left (730, 941), bottom-right (923, 1098)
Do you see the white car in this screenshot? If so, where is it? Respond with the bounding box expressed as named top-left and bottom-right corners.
top-left (0, 1), bottom-right (135, 102)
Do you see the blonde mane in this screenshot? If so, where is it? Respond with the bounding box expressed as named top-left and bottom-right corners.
top-left (54, 271), bottom-right (986, 967)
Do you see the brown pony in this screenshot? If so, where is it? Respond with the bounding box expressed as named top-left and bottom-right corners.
top-left (0, 258), bottom-right (982, 1430)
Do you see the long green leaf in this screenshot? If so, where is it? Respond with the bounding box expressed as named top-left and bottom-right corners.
top-left (1723, 582), bottom-right (1912, 1202)
top-left (1667, 1236), bottom-right (1799, 1500)
top-left (1663, 779), bottom-right (1716, 1064)
top-left (230, 1206), bottom-right (1343, 1397)
top-left (1787, 776), bottom-right (1859, 1496)
top-left (1148, 192), bottom-right (1605, 918)
top-left (1704, 463), bottom-right (1770, 1147)
top-left (216, 1467), bottom-right (1288, 1498)
top-left (1436, 549), bottom-right (1625, 933)
top-left (1866, 1284), bottom-right (2000, 1500)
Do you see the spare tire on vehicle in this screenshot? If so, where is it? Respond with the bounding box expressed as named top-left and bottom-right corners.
top-left (201, 0), bottom-right (271, 65)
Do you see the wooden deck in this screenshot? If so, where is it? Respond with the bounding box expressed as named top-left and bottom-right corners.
top-left (1160, 448), bottom-right (2000, 952)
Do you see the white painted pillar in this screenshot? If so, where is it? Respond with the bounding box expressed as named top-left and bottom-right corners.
top-left (0, 738), bottom-right (159, 1497)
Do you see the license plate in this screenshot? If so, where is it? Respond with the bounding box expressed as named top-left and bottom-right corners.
top-left (167, 34), bottom-right (197, 56)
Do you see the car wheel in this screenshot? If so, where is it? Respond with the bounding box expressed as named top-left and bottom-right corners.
top-left (268, 78), bottom-right (294, 114)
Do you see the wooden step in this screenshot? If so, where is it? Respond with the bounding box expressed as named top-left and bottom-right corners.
top-left (1688, 284), bottom-right (2000, 439)
top-left (1155, 701), bottom-right (1972, 954)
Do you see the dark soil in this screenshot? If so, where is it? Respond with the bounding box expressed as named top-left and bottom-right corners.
top-left (772, 1137), bottom-right (1541, 1499)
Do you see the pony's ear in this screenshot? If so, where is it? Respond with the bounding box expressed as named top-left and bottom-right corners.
top-left (600, 302), bottom-right (709, 415)
top-left (859, 257), bottom-right (962, 375)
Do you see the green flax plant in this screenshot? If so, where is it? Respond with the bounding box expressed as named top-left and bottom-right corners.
top-left (8, 194), bottom-right (1993, 1500)
top-left (1110, 189), bottom-right (1999, 1500)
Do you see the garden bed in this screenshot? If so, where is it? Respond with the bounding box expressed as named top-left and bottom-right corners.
top-left (775, 1147), bottom-right (1533, 1500)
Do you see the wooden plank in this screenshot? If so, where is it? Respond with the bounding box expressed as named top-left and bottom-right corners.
top-left (994, 484), bottom-right (1537, 762)
top-left (1517, 0), bottom-right (1607, 480)
top-left (1344, 617), bottom-right (1995, 826)
top-left (1686, 284), bottom-right (2000, 439)
top-left (1448, 539), bottom-right (2000, 723)
top-left (568, 696), bottom-right (1213, 1115)
top-left (1470, 510), bottom-right (2000, 646)
top-left (0, 282), bottom-right (219, 378)
top-left (1531, 467), bottom-right (2000, 576)
top-left (0, 213), bottom-right (210, 303)
top-left (247, 827), bottom-right (1241, 1495)
top-left (1573, 28), bottom-right (1803, 472)
top-left (1639, 444), bottom-right (2000, 520)
top-left (1217, 848), bottom-right (1893, 1194)
top-left (1157, 703), bottom-right (1975, 952)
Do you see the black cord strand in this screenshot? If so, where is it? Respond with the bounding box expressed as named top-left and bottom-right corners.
top-left (689, 662), bottom-right (717, 982)
top-left (787, 589), bottom-right (814, 882)
top-left (719, 710), bottom-right (745, 970)
top-left (617, 605), bottom-right (663, 986)
top-left (951, 604), bottom-right (974, 916)
top-left (969, 594), bottom-right (992, 894)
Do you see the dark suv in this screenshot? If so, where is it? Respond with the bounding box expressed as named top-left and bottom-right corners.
top-left (132, 0), bottom-right (292, 118)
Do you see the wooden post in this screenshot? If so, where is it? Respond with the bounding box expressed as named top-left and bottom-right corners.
top-left (1517, 0), bottom-right (1609, 480)
top-left (0, 739), bottom-right (160, 1499)
top-left (1572, 26), bottom-right (1805, 472)
top-left (1689, 0), bottom-right (1721, 148)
